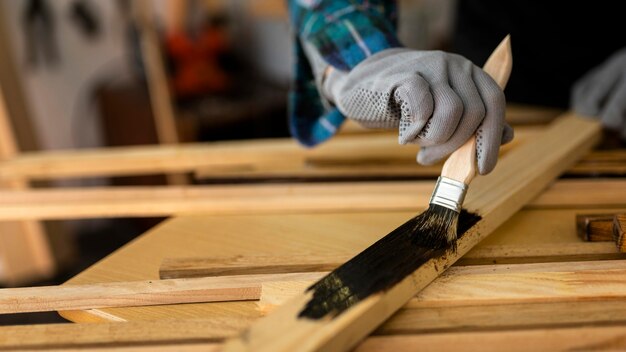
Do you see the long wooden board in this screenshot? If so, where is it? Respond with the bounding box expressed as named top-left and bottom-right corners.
top-left (160, 239), bottom-right (626, 279)
top-left (0, 179), bottom-right (623, 221)
top-left (2, 320), bottom-right (626, 351)
top-left (221, 114), bottom-right (601, 351)
top-left (0, 272), bottom-right (322, 314)
top-left (3, 260), bottom-right (625, 315)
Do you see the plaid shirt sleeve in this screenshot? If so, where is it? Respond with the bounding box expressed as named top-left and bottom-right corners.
top-left (287, 0), bottom-right (402, 147)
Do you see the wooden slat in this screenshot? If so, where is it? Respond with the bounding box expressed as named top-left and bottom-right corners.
top-left (159, 254), bottom-right (345, 279)
top-left (160, 239), bottom-right (626, 280)
top-left (257, 261), bottom-right (626, 310)
top-left (0, 71), bottom-right (54, 285)
top-left (222, 113), bottom-right (602, 351)
top-left (132, 0), bottom-right (187, 185)
top-left (356, 326), bottom-right (626, 352)
top-left (2, 302), bottom-right (626, 350)
top-left (4, 325), bottom-right (626, 352)
top-left (0, 272), bottom-right (321, 314)
top-left (4, 260), bottom-right (626, 315)
top-left (0, 179), bottom-right (623, 221)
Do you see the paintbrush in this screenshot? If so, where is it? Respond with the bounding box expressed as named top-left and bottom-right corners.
top-left (413, 35), bottom-right (513, 249)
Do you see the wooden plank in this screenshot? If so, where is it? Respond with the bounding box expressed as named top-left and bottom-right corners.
top-left (160, 254), bottom-right (345, 279)
top-left (257, 261), bottom-right (626, 310)
top-left (0, 272), bottom-right (322, 314)
top-left (221, 113), bottom-right (602, 351)
top-left (3, 302), bottom-right (626, 350)
top-left (132, 0), bottom-right (186, 185)
top-left (3, 325), bottom-right (626, 352)
top-left (60, 209), bottom-right (617, 324)
top-left (0, 71), bottom-right (54, 285)
top-left (0, 133), bottom-right (420, 181)
top-left (0, 179), bottom-right (624, 221)
top-left (160, 241), bottom-right (626, 280)
top-left (5, 260), bottom-right (626, 315)
top-left (355, 326), bottom-right (626, 352)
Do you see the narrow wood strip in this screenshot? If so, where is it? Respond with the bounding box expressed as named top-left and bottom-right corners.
top-left (257, 261), bottom-right (626, 310)
top-left (0, 272), bottom-right (322, 314)
top-left (0, 179), bottom-right (624, 221)
top-left (2, 301), bottom-right (626, 350)
top-left (159, 242), bottom-right (626, 280)
top-left (356, 326), bottom-right (626, 352)
top-left (459, 242), bottom-right (625, 265)
top-left (159, 254), bottom-right (345, 279)
top-left (4, 260), bottom-right (626, 315)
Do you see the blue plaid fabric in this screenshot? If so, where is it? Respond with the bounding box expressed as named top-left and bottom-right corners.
top-left (287, 0), bottom-right (401, 147)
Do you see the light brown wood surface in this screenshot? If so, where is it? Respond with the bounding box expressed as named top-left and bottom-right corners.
top-left (5, 260), bottom-right (626, 315)
top-left (0, 272), bottom-right (322, 314)
top-left (0, 76), bottom-right (54, 285)
top-left (255, 260), bottom-right (626, 310)
top-left (132, 0), bottom-right (186, 185)
top-left (0, 121), bottom-right (541, 184)
top-left (4, 301), bottom-right (626, 351)
top-left (0, 179), bottom-right (624, 221)
top-left (61, 203), bottom-right (622, 324)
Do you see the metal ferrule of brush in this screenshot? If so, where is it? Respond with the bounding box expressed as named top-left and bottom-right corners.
top-left (429, 177), bottom-right (468, 213)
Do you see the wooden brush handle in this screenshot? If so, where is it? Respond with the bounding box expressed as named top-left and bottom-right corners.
top-left (441, 35), bottom-right (513, 184)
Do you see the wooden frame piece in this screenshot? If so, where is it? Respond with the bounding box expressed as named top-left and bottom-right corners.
top-left (0, 179), bottom-right (624, 221)
top-left (1, 260), bottom-right (625, 315)
top-left (0, 74), bottom-right (54, 285)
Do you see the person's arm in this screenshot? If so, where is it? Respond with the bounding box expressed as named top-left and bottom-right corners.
top-left (571, 48), bottom-right (626, 139)
top-left (287, 0), bottom-right (401, 147)
top-left (291, 1), bottom-right (512, 175)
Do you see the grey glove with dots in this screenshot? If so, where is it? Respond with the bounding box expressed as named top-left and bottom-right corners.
top-left (571, 48), bottom-right (626, 138)
top-left (312, 47), bottom-right (512, 175)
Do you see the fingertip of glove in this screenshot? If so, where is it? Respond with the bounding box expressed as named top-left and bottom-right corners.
top-left (416, 148), bottom-right (441, 166)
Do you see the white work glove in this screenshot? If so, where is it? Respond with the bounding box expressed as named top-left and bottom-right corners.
top-left (571, 48), bottom-right (626, 138)
top-left (317, 48), bottom-right (512, 175)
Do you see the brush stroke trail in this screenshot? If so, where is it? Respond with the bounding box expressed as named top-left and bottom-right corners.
top-left (299, 210), bottom-right (481, 319)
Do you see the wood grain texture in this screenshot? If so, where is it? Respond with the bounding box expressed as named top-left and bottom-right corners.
top-left (355, 326), bottom-right (626, 352)
top-left (9, 260), bottom-right (626, 315)
top-left (4, 302), bottom-right (626, 350)
top-left (576, 213), bottom-right (615, 241)
top-left (221, 113), bottom-right (601, 351)
top-left (59, 205), bottom-right (621, 324)
top-left (257, 261), bottom-right (626, 310)
top-left (0, 179), bottom-right (624, 221)
top-left (160, 237), bottom-right (626, 280)
top-left (0, 272), bottom-right (322, 314)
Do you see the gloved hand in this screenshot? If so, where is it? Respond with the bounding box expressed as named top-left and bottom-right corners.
top-left (571, 48), bottom-right (626, 139)
top-left (321, 48), bottom-right (512, 175)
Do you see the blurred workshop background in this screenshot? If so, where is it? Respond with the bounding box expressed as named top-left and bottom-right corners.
top-left (0, 0), bottom-right (453, 323)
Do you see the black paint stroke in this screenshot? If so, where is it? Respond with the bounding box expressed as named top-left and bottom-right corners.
top-left (298, 209), bottom-right (481, 319)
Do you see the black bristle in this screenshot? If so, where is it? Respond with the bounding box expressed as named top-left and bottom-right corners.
top-left (409, 204), bottom-right (460, 250)
top-left (298, 209), bottom-right (481, 320)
